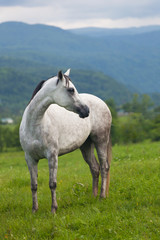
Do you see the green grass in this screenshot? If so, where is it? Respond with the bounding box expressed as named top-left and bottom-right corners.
top-left (0, 141), bottom-right (160, 240)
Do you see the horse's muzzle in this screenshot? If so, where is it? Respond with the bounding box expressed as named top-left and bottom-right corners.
top-left (76, 104), bottom-right (90, 118)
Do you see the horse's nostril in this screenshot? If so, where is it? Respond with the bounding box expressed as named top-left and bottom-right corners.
top-left (76, 105), bottom-right (90, 118)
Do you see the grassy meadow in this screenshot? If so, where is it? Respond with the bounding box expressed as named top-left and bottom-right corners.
top-left (0, 141), bottom-right (160, 240)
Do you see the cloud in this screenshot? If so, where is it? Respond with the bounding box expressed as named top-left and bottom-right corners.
top-left (48, 17), bottom-right (160, 29)
top-left (57, 0), bottom-right (160, 19)
top-left (1, 0), bottom-right (160, 18)
top-left (0, 0), bottom-right (53, 7)
top-left (0, 0), bottom-right (160, 29)
top-left (0, 5), bottom-right (67, 26)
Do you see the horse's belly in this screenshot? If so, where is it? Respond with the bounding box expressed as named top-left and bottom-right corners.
top-left (58, 121), bottom-right (90, 155)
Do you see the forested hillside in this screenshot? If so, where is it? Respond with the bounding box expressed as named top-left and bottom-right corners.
top-left (0, 22), bottom-right (160, 93)
top-left (0, 57), bottom-right (131, 115)
top-left (0, 22), bottom-right (160, 116)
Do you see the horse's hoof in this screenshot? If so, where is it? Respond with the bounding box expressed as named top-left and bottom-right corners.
top-left (32, 208), bottom-right (38, 213)
top-left (51, 206), bottom-right (58, 214)
top-left (100, 193), bottom-right (106, 198)
top-left (93, 189), bottom-right (98, 197)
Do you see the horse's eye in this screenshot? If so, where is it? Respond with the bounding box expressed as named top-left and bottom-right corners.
top-left (67, 88), bottom-right (75, 94)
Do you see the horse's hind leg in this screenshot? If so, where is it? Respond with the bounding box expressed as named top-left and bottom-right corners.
top-left (80, 138), bottom-right (100, 197)
top-left (95, 140), bottom-right (110, 198)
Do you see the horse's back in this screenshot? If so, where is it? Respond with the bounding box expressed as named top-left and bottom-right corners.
top-left (80, 93), bottom-right (111, 115)
top-left (80, 93), bottom-right (112, 129)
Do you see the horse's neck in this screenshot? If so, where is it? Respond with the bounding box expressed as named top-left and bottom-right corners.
top-left (25, 93), bottom-right (52, 132)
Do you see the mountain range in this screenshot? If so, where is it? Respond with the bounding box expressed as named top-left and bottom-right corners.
top-left (69, 25), bottom-right (160, 37)
top-left (0, 21), bottom-right (160, 115)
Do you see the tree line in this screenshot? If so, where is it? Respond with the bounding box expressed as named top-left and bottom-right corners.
top-left (0, 93), bottom-right (160, 152)
top-left (107, 94), bottom-right (160, 145)
top-left (0, 123), bottom-right (21, 152)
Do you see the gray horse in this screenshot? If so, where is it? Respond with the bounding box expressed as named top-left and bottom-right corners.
top-left (19, 69), bottom-right (112, 214)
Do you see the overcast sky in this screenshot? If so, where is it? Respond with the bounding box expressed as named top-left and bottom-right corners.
top-left (0, 0), bottom-right (160, 29)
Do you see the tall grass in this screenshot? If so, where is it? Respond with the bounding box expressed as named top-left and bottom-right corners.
top-left (0, 141), bottom-right (160, 239)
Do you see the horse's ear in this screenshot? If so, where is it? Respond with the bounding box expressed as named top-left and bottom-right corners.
top-left (64, 69), bottom-right (71, 76)
top-left (58, 70), bottom-right (63, 81)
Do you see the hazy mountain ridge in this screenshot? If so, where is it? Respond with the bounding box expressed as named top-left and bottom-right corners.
top-left (0, 21), bottom-right (160, 115)
top-left (0, 22), bottom-right (159, 94)
top-left (69, 25), bottom-right (160, 37)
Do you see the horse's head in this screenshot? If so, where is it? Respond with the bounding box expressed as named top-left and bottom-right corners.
top-left (29, 69), bottom-right (89, 118)
top-left (52, 69), bottom-right (89, 118)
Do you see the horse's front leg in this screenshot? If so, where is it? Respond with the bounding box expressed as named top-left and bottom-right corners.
top-left (48, 153), bottom-right (58, 214)
top-left (25, 154), bottom-right (39, 212)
